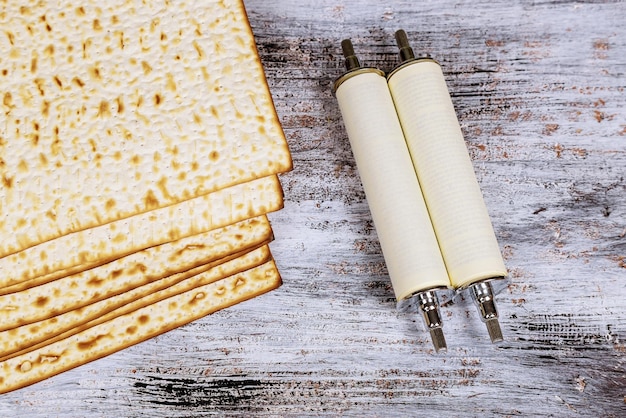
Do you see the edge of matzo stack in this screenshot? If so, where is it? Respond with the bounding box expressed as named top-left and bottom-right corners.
top-left (0, 245), bottom-right (273, 361)
top-left (0, 175), bottom-right (283, 290)
top-left (0, 259), bottom-right (282, 394)
top-left (0, 216), bottom-right (273, 331)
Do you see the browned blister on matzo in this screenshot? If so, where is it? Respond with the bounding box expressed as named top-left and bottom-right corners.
top-left (0, 245), bottom-right (273, 361)
top-left (0, 259), bottom-right (281, 394)
top-left (0, 0), bottom-right (292, 257)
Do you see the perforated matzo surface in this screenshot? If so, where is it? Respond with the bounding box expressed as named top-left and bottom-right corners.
top-left (0, 0), bottom-right (292, 256)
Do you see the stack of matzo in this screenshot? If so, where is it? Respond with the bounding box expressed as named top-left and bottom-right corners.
top-left (0, 0), bottom-right (292, 393)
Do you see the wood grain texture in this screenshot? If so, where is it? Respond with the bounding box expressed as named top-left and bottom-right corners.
top-left (1, 0), bottom-right (624, 416)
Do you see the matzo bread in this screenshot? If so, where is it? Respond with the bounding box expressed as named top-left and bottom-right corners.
top-left (0, 216), bottom-right (273, 331)
top-left (0, 174), bottom-right (283, 290)
top-left (0, 260), bottom-right (281, 394)
top-left (0, 0), bottom-right (292, 257)
top-left (0, 245), bottom-right (272, 360)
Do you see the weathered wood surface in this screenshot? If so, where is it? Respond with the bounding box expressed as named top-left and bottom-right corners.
top-left (1, 0), bottom-right (625, 416)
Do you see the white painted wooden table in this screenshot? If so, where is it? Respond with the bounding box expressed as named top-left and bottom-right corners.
top-left (1, 0), bottom-right (625, 416)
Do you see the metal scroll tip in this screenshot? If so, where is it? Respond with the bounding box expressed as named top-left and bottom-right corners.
top-left (394, 29), bottom-right (415, 62)
top-left (485, 318), bottom-right (504, 343)
top-left (429, 327), bottom-right (447, 353)
top-left (416, 290), bottom-right (447, 352)
top-left (470, 281), bottom-right (504, 343)
top-left (340, 39), bottom-right (361, 71)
